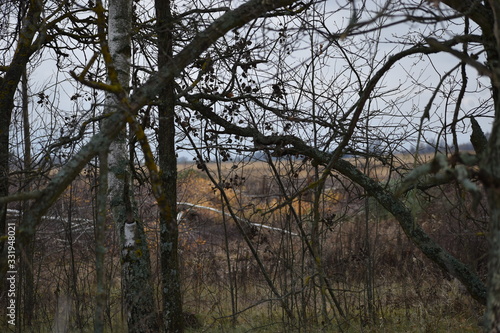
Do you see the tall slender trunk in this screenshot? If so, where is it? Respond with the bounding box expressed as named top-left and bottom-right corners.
top-left (483, 81), bottom-right (500, 330)
top-left (0, 0), bottom-right (42, 299)
top-left (155, 0), bottom-right (184, 331)
top-left (20, 69), bottom-right (34, 328)
top-left (94, 151), bottom-right (108, 333)
top-left (479, 2), bottom-right (500, 330)
top-left (106, 0), bottom-right (157, 331)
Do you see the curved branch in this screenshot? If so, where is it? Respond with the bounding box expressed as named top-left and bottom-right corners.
top-left (185, 61), bottom-right (488, 304)
top-left (196, 113), bottom-right (488, 303)
top-left (129, 0), bottom-right (300, 111)
top-left (18, 0), bottom-right (305, 244)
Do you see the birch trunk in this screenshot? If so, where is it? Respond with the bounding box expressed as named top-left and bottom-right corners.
top-left (106, 0), bottom-right (157, 331)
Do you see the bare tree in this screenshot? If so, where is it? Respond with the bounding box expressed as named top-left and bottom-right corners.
top-left (0, 0), bottom-right (43, 299)
top-left (0, 0), bottom-right (306, 331)
top-left (7, 0), bottom-right (500, 331)
top-left (176, 0), bottom-right (494, 320)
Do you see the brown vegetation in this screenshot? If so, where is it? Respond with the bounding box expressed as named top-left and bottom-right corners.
top-left (1, 156), bottom-right (485, 332)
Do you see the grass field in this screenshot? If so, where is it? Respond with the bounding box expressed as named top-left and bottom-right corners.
top-left (1, 153), bottom-right (485, 332)
top-left (174, 154), bottom-right (486, 332)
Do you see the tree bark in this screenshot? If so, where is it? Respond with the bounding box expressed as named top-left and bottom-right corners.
top-left (481, 1), bottom-right (500, 330)
top-left (0, 0), bottom-right (42, 299)
top-left (440, 0), bottom-right (500, 330)
top-left (94, 151), bottom-right (108, 333)
top-left (19, 68), bottom-right (34, 328)
top-left (155, 0), bottom-right (183, 331)
top-left (106, 0), bottom-right (157, 331)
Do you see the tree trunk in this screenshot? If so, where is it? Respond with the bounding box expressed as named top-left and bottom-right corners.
top-left (94, 151), bottom-right (108, 333)
top-left (106, 0), bottom-right (157, 331)
top-left (481, 2), bottom-right (500, 331)
top-left (0, 0), bottom-right (42, 300)
top-left (20, 68), bottom-right (34, 328)
top-left (155, 0), bottom-right (184, 331)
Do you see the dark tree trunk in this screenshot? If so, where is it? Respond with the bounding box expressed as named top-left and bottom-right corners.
top-left (156, 0), bottom-right (184, 331)
top-left (0, 0), bottom-right (42, 300)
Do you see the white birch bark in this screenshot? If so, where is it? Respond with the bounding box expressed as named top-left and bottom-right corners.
top-left (106, 0), bottom-right (157, 331)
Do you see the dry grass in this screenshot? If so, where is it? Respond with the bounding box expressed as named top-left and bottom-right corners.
top-left (1, 154), bottom-right (486, 332)
top-left (175, 156), bottom-right (486, 332)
